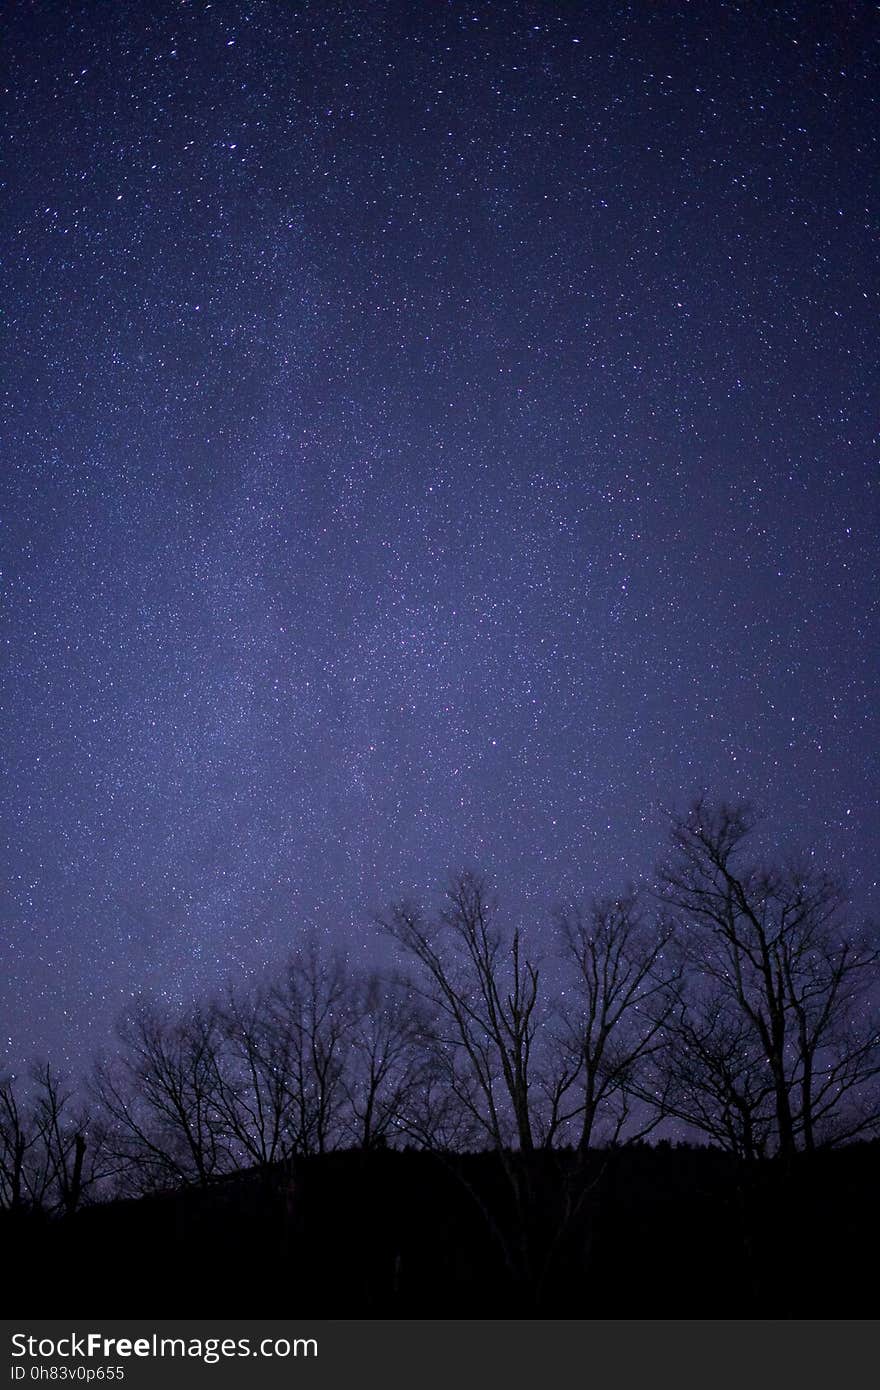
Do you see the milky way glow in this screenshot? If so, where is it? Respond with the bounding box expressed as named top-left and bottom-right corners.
top-left (2, 1), bottom-right (877, 1075)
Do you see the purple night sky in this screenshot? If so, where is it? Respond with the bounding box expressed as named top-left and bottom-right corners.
top-left (2, 0), bottom-right (878, 1075)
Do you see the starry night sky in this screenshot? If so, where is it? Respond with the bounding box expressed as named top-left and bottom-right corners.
top-left (3, 0), bottom-right (878, 1073)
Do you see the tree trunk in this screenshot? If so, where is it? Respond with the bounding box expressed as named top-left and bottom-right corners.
top-left (65, 1133), bottom-right (86, 1217)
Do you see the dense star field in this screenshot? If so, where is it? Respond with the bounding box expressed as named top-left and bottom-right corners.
top-left (2, 1), bottom-right (878, 1074)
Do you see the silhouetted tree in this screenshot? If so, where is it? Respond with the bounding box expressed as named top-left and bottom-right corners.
top-left (267, 945), bottom-right (354, 1155)
top-left (344, 971), bottom-right (431, 1149)
top-left (30, 1062), bottom-right (100, 1216)
top-left (94, 1005), bottom-right (231, 1192)
top-left (379, 872), bottom-right (607, 1305)
top-left (659, 799), bottom-right (880, 1155)
top-left (0, 1074), bottom-right (35, 1212)
top-left (393, 1053), bottom-right (484, 1151)
top-left (552, 893), bottom-right (678, 1149)
top-left (651, 990), bottom-right (775, 1159)
top-left (0, 1064), bottom-right (109, 1215)
top-left (211, 983), bottom-right (302, 1170)
top-left (381, 871), bottom-right (540, 1152)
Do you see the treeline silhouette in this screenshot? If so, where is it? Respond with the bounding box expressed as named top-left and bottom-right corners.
top-left (3, 800), bottom-right (879, 1314)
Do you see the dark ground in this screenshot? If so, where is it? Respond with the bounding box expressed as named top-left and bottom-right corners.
top-left (5, 1142), bottom-right (877, 1317)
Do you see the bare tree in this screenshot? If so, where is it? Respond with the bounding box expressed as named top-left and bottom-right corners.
top-left (267, 945), bottom-right (354, 1156)
top-left (0, 1074), bottom-right (35, 1212)
top-left (776, 892), bottom-right (879, 1150)
top-left (29, 1062), bottom-right (100, 1216)
top-left (211, 983), bottom-right (302, 1170)
top-left (344, 971), bottom-right (431, 1150)
top-left (94, 1005), bottom-right (231, 1193)
top-left (380, 871), bottom-right (540, 1153)
top-left (659, 799), bottom-right (880, 1155)
top-left (652, 990), bottom-right (776, 1159)
top-left (0, 1065), bottom-right (111, 1215)
top-left (554, 894), bottom-right (678, 1150)
top-left (393, 1050), bottom-right (485, 1152)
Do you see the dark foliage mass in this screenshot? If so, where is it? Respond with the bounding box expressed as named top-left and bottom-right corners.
top-left (2, 802), bottom-right (878, 1314)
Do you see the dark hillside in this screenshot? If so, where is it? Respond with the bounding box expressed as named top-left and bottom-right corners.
top-left (5, 1143), bottom-right (876, 1317)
